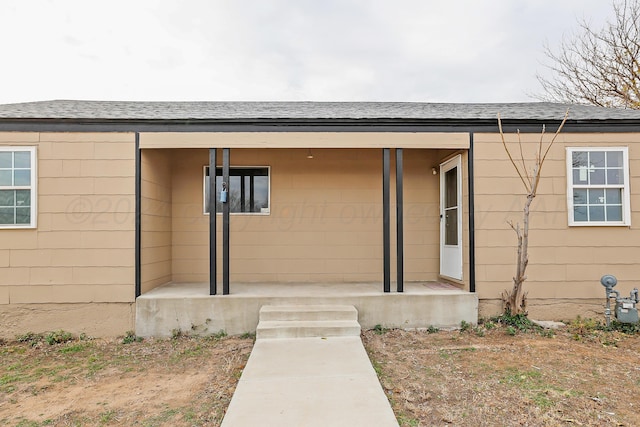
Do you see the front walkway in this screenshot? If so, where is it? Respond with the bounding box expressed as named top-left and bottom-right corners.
top-left (221, 336), bottom-right (398, 426)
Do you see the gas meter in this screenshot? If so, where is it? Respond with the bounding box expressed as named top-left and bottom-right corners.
top-left (600, 275), bottom-right (639, 326)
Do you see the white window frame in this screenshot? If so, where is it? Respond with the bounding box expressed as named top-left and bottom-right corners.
top-left (0, 146), bottom-right (37, 229)
top-left (566, 147), bottom-right (631, 226)
top-left (202, 165), bottom-right (271, 215)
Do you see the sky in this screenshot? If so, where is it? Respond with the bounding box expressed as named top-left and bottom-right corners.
top-left (0, 0), bottom-right (617, 105)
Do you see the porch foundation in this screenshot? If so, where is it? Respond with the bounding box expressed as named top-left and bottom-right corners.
top-left (135, 282), bottom-right (478, 337)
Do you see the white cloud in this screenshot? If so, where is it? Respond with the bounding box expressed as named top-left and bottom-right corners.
top-left (0, 0), bottom-right (617, 104)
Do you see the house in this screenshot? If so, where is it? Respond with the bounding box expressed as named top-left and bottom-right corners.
top-left (0, 100), bottom-right (638, 337)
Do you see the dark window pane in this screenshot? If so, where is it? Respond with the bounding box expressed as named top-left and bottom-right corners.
top-left (589, 206), bottom-right (605, 221)
top-left (574, 206), bottom-right (588, 222)
top-left (605, 188), bottom-right (622, 204)
top-left (14, 152), bottom-right (30, 168)
top-left (15, 207), bottom-right (30, 224)
top-left (588, 189), bottom-right (604, 204)
top-left (589, 169), bottom-right (605, 185)
top-left (0, 207), bottom-right (14, 224)
top-left (445, 208), bottom-right (458, 245)
top-left (606, 206), bottom-right (622, 221)
top-left (16, 190), bottom-right (30, 207)
top-left (572, 151), bottom-right (588, 167)
top-left (0, 152), bottom-right (11, 168)
top-left (590, 151), bottom-right (605, 167)
top-left (573, 189), bottom-right (587, 204)
top-left (573, 168), bottom-right (588, 185)
top-left (607, 151), bottom-right (623, 167)
top-left (14, 170), bottom-right (30, 186)
top-left (0, 170), bottom-right (11, 186)
top-left (253, 176), bottom-right (269, 211)
top-left (606, 168), bottom-right (623, 185)
top-left (445, 167), bottom-right (457, 209)
top-left (0, 190), bottom-right (14, 207)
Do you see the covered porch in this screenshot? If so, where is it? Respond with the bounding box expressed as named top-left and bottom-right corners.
top-left (135, 131), bottom-right (477, 336)
top-left (135, 281), bottom-right (478, 337)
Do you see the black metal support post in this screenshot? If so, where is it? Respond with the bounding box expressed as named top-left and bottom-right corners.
top-left (396, 148), bottom-right (404, 292)
top-left (468, 134), bottom-right (476, 293)
top-left (222, 148), bottom-right (230, 295)
top-left (383, 148), bottom-right (391, 293)
top-left (134, 133), bottom-right (141, 298)
top-left (209, 149), bottom-right (217, 295)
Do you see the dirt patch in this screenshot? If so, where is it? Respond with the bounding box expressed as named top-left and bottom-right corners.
top-left (0, 335), bottom-right (253, 426)
top-left (363, 326), bottom-right (640, 426)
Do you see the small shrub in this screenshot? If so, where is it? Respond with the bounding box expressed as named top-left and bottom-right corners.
top-left (482, 320), bottom-right (496, 330)
top-left (609, 320), bottom-right (640, 334)
top-left (568, 316), bottom-right (602, 340)
top-left (45, 330), bottom-right (74, 345)
top-left (211, 330), bottom-right (227, 339)
top-left (122, 330), bottom-right (143, 344)
top-left (426, 325), bottom-right (439, 334)
top-left (492, 311), bottom-right (538, 333)
top-left (506, 326), bottom-right (517, 336)
top-left (15, 332), bottom-right (43, 346)
top-left (171, 329), bottom-right (183, 339)
top-left (474, 327), bottom-right (485, 337)
top-left (373, 324), bottom-right (388, 335)
top-left (240, 332), bottom-right (255, 340)
top-left (459, 320), bottom-right (472, 332)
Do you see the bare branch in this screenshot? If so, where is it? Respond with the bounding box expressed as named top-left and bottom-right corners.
top-left (498, 113), bottom-right (532, 193)
top-left (537, 0), bottom-right (640, 109)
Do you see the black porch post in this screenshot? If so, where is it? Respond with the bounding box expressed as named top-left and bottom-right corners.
top-left (134, 133), bottom-right (141, 298)
top-left (383, 148), bottom-right (391, 293)
top-left (222, 148), bottom-right (230, 295)
top-left (209, 149), bottom-right (217, 295)
top-left (468, 133), bottom-right (476, 293)
top-left (396, 148), bottom-right (404, 292)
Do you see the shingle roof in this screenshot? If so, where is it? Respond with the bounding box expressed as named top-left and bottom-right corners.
top-left (1, 100), bottom-right (640, 122)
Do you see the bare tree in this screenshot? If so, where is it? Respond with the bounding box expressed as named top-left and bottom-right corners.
top-left (537, 0), bottom-right (640, 109)
top-left (497, 110), bottom-right (569, 315)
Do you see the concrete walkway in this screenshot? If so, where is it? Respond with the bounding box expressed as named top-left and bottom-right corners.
top-left (221, 336), bottom-right (399, 426)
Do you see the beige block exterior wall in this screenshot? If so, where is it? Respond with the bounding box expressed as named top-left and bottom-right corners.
top-left (0, 132), bottom-right (136, 337)
top-left (141, 147), bottom-right (455, 286)
top-left (474, 132), bottom-right (640, 318)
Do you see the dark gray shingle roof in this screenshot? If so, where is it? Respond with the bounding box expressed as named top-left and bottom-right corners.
top-left (1, 100), bottom-right (640, 122)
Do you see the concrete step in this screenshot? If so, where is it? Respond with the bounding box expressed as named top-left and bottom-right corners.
top-left (259, 304), bottom-right (358, 322)
top-left (256, 319), bottom-right (361, 339)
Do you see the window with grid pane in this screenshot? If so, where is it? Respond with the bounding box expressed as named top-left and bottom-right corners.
top-left (567, 147), bottom-right (630, 226)
top-left (0, 147), bottom-right (37, 228)
top-left (203, 166), bottom-right (270, 214)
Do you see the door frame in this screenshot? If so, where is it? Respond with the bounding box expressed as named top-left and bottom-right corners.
top-left (439, 154), bottom-right (463, 280)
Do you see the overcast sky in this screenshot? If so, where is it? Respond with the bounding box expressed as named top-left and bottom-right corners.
top-left (0, 0), bottom-right (617, 105)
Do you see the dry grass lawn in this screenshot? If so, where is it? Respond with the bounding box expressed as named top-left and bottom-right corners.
top-left (1, 320), bottom-right (639, 426)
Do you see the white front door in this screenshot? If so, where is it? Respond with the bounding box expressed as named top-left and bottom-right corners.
top-left (440, 155), bottom-right (463, 280)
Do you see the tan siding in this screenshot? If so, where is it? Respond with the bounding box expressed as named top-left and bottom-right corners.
top-left (140, 149), bottom-right (172, 292)
top-left (169, 148), bottom-right (442, 284)
top-left (0, 132), bottom-right (136, 305)
top-left (474, 132), bottom-right (640, 301)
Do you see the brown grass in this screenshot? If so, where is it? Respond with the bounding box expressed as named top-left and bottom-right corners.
top-left (363, 325), bottom-right (640, 426)
top-left (1, 323), bottom-right (639, 426)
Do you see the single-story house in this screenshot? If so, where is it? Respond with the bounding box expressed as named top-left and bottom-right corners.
top-left (0, 100), bottom-right (638, 337)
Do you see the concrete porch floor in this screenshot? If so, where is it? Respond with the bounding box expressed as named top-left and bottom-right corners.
top-left (135, 282), bottom-right (478, 337)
